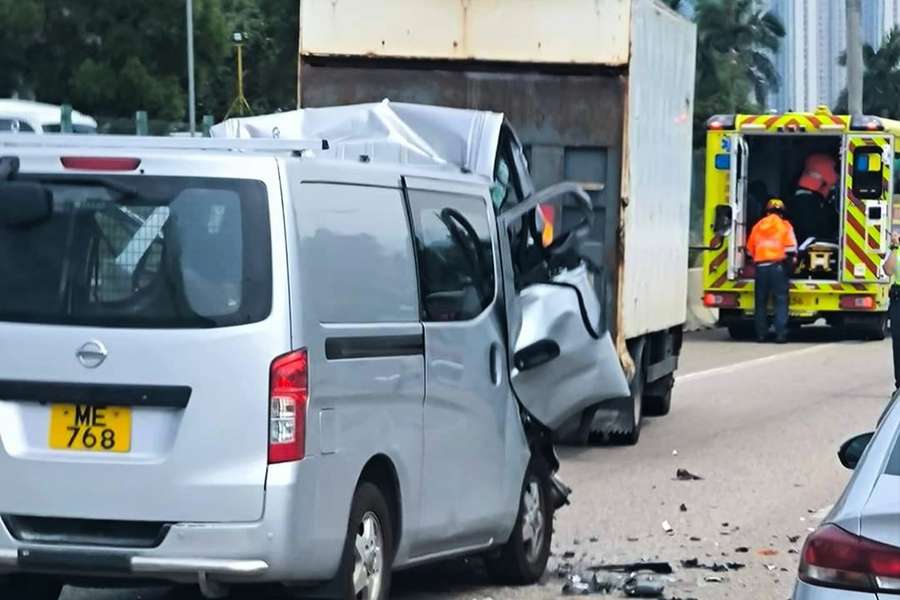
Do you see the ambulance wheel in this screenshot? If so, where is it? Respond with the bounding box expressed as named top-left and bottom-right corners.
top-left (727, 323), bottom-right (755, 340)
top-left (862, 314), bottom-right (888, 341)
top-left (0, 575), bottom-right (62, 600)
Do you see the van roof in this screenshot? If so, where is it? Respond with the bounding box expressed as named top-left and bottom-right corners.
top-left (0, 99), bottom-right (97, 128)
top-left (0, 133), bottom-right (492, 187)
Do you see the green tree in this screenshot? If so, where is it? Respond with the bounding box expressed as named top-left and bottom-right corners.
top-left (835, 27), bottom-right (900, 116)
top-left (689, 0), bottom-right (785, 144)
top-left (0, 0), bottom-right (229, 123)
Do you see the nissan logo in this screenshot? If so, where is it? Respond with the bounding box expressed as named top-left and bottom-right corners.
top-left (76, 341), bottom-right (108, 369)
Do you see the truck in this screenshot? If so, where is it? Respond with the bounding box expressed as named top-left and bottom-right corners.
top-left (700, 106), bottom-right (898, 340)
top-left (290, 0), bottom-right (697, 444)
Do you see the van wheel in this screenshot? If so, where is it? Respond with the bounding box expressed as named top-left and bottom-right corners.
top-left (0, 575), bottom-right (62, 600)
top-left (339, 482), bottom-right (393, 600)
top-left (644, 374), bottom-right (674, 417)
top-left (486, 459), bottom-right (552, 584)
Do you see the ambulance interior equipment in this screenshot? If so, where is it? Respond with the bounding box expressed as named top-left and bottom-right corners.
top-left (742, 135), bottom-right (842, 279)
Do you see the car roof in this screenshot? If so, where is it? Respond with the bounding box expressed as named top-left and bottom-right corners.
top-left (0, 99), bottom-right (97, 127)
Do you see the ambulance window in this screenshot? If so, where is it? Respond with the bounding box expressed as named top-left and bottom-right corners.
top-left (853, 147), bottom-right (885, 199)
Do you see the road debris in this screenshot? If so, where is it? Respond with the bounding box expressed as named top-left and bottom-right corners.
top-left (679, 503), bottom-right (688, 512)
top-left (623, 575), bottom-right (665, 597)
top-left (703, 575), bottom-right (725, 583)
top-left (592, 561), bottom-right (674, 575)
top-left (757, 548), bottom-right (779, 557)
top-left (675, 468), bottom-right (703, 481)
top-left (734, 546), bottom-right (749, 553)
top-left (787, 535), bottom-right (800, 543)
top-left (680, 558), bottom-right (743, 572)
top-left (662, 520), bottom-right (675, 535)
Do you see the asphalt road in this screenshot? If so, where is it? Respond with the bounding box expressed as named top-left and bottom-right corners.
top-left (61, 326), bottom-right (893, 600)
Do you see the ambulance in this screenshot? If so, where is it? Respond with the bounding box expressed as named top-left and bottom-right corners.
top-left (701, 106), bottom-right (898, 339)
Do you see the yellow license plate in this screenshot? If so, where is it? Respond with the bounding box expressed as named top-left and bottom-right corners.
top-left (49, 404), bottom-right (132, 453)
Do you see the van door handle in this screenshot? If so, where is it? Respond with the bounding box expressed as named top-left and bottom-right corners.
top-left (489, 343), bottom-right (502, 386)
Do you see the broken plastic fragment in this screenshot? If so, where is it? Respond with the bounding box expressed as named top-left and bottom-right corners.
top-left (662, 520), bottom-right (674, 535)
top-left (623, 575), bottom-right (665, 598)
top-left (676, 468), bottom-right (704, 481)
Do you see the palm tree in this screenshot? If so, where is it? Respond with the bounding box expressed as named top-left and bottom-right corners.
top-left (836, 27), bottom-right (900, 117)
top-left (694, 0), bottom-right (786, 109)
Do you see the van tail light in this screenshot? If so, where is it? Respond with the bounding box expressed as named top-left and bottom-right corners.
top-left (703, 292), bottom-right (739, 308)
top-left (840, 295), bottom-right (876, 310)
top-left (799, 524), bottom-right (900, 593)
top-left (61, 157), bottom-right (141, 171)
top-left (268, 350), bottom-right (308, 464)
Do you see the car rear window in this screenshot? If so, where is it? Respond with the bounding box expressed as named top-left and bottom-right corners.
top-left (0, 175), bottom-right (271, 328)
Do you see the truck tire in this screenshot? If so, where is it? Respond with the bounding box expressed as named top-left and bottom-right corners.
top-left (644, 374), bottom-right (674, 417)
top-left (609, 356), bottom-right (644, 445)
top-left (486, 458), bottom-right (552, 585)
top-left (0, 576), bottom-right (62, 600)
top-left (864, 314), bottom-right (888, 341)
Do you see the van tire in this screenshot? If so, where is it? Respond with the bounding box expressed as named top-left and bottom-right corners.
top-left (609, 355), bottom-right (644, 445)
top-left (338, 482), bottom-right (393, 600)
top-left (0, 575), bottom-right (62, 600)
top-left (486, 459), bottom-right (552, 585)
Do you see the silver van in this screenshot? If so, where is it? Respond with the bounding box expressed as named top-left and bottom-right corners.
top-left (0, 113), bottom-right (626, 599)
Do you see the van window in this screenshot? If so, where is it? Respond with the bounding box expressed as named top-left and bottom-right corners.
top-left (0, 176), bottom-right (271, 328)
top-left (0, 119), bottom-right (34, 133)
top-left (298, 183), bottom-right (419, 323)
top-left (407, 190), bottom-right (495, 322)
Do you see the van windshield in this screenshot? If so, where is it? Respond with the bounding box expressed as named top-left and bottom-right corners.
top-left (0, 175), bottom-right (271, 328)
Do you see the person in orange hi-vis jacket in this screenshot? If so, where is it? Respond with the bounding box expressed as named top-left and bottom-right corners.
top-left (746, 198), bottom-right (798, 344)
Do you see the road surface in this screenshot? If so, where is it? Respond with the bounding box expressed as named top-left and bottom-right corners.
top-left (61, 327), bottom-right (894, 600)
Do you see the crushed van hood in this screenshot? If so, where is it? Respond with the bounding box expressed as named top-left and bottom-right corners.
top-left (211, 100), bottom-right (503, 179)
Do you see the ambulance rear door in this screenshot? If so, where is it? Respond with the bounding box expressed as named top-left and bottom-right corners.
top-left (842, 134), bottom-right (893, 283)
top-left (727, 134), bottom-right (749, 279)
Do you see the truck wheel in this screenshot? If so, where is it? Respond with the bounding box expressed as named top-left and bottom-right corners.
top-left (644, 374), bottom-right (674, 417)
top-left (727, 323), bottom-right (755, 340)
top-left (486, 459), bottom-right (552, 585)
top-left (610, 358), bottom-right (644, 445)
top-left (0, 575), bottom-right (62, 600)
top-left (338, 482), bottom-right (393, 600)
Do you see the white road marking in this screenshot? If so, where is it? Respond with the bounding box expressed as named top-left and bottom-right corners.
top-left (677, 343), bottom-right (840, 384)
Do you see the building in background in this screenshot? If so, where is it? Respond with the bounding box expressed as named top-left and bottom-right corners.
top-left (767, 0), bottom-right (900, 113)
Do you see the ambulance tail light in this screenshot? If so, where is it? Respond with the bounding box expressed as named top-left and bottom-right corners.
top-left (707, 114), bottom-right (736, 130)
top-left (850, 115), bottom-right (884, 132)
top-left (840, 295), bottom-right (876, 310)
top-left (703, 292), bottom-right (739, 308)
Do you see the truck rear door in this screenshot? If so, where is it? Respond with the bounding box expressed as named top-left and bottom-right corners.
top-left (842, 134), bottom-right (894, 283)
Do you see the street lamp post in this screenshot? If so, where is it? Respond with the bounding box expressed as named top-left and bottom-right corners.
top-left (186, 0), bottom-right (197, 135)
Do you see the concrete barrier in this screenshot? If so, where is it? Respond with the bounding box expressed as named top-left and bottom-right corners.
top-left (685, 267), bottom-right (718, 331)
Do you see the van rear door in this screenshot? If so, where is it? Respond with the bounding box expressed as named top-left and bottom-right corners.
top-left (842, 134), bottom-right (893, 283)
top-left (0, 156), bottom-right (287, 523)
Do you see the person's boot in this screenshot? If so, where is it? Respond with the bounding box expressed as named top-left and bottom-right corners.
top-left (775, 333), bottom-right (788, 344)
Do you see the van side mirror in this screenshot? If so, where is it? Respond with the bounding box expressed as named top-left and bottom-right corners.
top-left (514, 339), bottom-right (561, 371)
top-left (714, 205), bottom-right (733, 236)
top-left (838, 432), bottom-right (874, 470)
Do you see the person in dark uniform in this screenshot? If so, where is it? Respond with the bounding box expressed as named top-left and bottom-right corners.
top-left (883, 232), bottom-right (900, 388)
top-left (788, 153), bottom-right (839, 243)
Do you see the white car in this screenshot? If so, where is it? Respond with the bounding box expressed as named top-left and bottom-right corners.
top-left (0, 99), bottom-right (97, 134)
